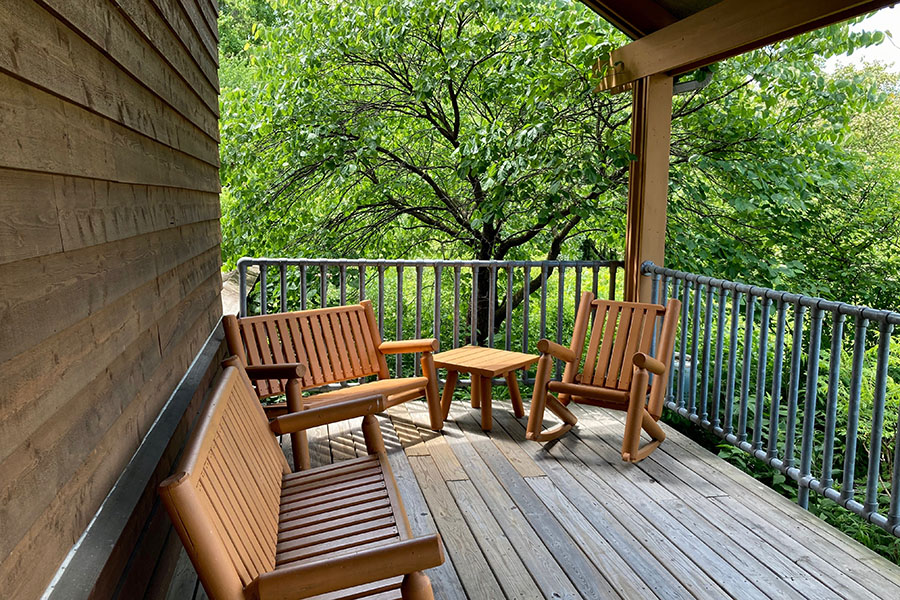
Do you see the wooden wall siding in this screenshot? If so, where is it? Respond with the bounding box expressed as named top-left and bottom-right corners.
top-left (0, 0), bottom-right (221, 598)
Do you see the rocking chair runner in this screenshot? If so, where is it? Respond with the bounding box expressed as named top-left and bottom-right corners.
top-left (526, 291), bottom-right (681, 462)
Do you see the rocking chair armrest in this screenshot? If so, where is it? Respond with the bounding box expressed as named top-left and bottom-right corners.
top-left (633, 353), bottom-right (665, 376)
top-left (270, 394), bottom-right (386, 435)
top-left (245, 363), bottom-right (307, 381)
top-left (379, 338), bottom-right (439, 354)
top-left (537, 339), bottom-right (576, 363)
top-left (246, 534), bottom-right (444, 599)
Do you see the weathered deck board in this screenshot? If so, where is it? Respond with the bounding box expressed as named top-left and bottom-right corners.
top-left (167, 400), bottom-right (900, 600)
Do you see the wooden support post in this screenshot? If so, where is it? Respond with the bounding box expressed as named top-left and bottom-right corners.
top-left (624, 74), bottom-right (673, 303)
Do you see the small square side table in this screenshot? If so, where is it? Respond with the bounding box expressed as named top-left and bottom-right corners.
top-left (433, 346), bottom-right (539, 431)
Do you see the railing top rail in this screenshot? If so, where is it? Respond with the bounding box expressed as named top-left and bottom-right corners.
top-left (238, 257), bottom-right (623, 269)
top-left (642, 261), bottom-right (900, 325)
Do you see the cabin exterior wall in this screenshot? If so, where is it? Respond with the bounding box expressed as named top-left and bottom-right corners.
top-left (0, 1), bottom-right (222, 597)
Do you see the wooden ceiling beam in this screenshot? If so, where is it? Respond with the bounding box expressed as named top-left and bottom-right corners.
top-left (579, 0), bottom-right (678, 39)
top-left (595, 0), bottom-right (898, 91)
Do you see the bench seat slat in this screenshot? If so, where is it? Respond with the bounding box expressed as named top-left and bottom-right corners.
top-left (277, 506), bottom-right (396, 544)
top-left (276, 532), bottom-right (402, 566)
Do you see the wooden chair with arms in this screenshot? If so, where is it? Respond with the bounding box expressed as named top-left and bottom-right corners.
top-left (526, 291), bottom-right (681, 462)
top-left (224, 300), bottom-right (442, 470)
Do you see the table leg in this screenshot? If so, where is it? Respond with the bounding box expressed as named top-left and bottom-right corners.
top-left (481, 376), bottom-right (493, 431)
top-left (441, 370), bottom-right (459, 420)
top-left (505, 371), bottom-right (525, 418)
top-left (471, 374), bottom-right (481, 409)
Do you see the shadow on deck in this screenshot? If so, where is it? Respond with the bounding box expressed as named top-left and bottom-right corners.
top-left (167, 399), bottom-right (900, 599)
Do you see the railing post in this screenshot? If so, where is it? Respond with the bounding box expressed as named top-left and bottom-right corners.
top-left (238, 261), bottom-right (247, 317)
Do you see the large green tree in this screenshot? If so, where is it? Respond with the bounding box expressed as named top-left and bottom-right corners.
top-left (220, 0), bottom-right (898, 323)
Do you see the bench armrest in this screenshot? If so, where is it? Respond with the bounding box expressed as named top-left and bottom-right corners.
top-left (245, 363), bottom-right (306, 381)
top-left (537, 339), bottom-right (576, 363)
top-left (269, 394), bottom-right (386, 435)
top-left (633, 353), bottom-right (666, 375)
top-left (246, 534), bottom-right (444, 600)
top-left (379, 338), bottom-right (439, 354)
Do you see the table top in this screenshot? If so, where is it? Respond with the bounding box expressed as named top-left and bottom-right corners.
top-left (433, 345), bottom-right (539, 377)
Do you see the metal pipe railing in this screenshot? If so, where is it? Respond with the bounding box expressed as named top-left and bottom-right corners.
top-left (238, 258), bottom-right (624, 386)
top-left (643, 261), bottom-right (900, 537)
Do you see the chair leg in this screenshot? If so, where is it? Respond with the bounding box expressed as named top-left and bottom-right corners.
top-left (362, 414), bottom-right (385, 454)
top-left (526, 354), bottom-right (555, 441)
top-left (400, 571), bottom-right (434, 600)
top-left (622, 367), bottom-right (665, 463)
top-left (421, 352), bottom-right (443, 431)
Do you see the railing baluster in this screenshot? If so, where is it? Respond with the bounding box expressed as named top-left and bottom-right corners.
top-left (737, 294), bottom-right (756, 443)
top-left (575, 265), bottom-right (582, 313)
top-left (279, 263), bottom-right (287, 313)
top-left (699, 283), bottom-right (714, 424)
top-left (471, 266), bottom-right (480, 345)
top-left (592, 265), bottom-right (599, 297)
top-left (396, 265), bottom-right (404, 377)
top-left (667, 278), bottom-right (681, 401)
top-left (377, 265), bottom-right (385, 338)
top-left (540, 264), bottom-right (548, 341)
top-left (677, 279), bottom-right (691, 409)
top-left (783, 303), bottom-right (807, 469)
top-left (359, 264), bottom-right (366, 302)
top-left (319, 264), bottom-right (327, 309)
top-left (864, 321), bottom-right (894, 515)
top-left (711, 288), bottom-right (727, 430)
top-left (453, 266), bottom-right (461, 348)
top-left (505, 264), bottom-right (513, 351)
top-left (798, 306), bottom-right (825, 509)
top-left (260, 264), bottom-right (268, 315)
top-left (820, 311), bottom-right (845, 490)
top-left (752, 297), bottom-right (770, 451)
top-left (767, 299), bottom-right (787, 459)
top-left (300, 264), bottom-right (307, 310)
top-left (608, 263), bottom-right (617, 300)
top-left (339, 264), bottom-right (347, 305)
top-left (434, 265), bottom-right (442, 343)
top-left (556, 265), bottom-right (565, 379)
top-left (841, 315), bottom-right (868, 503)
top-left (415, 265), bottom-right (423, 377)
top-left (488, 264), bottom-right (497, 349)
top-left (522, 264), bottom-right (531, 385)
top-left (724, 290), bottom-right (741, 436)
top-left (689, 280), bottom-right (702, 415)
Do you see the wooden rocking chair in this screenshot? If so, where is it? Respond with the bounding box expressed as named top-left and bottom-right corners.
top-left (526, 291), bottom-right (681, 462)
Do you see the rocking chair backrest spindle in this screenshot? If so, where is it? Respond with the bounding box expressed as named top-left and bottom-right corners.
top-left (562, 292), bottom-right (680, 420)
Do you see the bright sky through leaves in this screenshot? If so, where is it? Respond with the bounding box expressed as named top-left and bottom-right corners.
top-left (828, 6), bottom-right (900, 71)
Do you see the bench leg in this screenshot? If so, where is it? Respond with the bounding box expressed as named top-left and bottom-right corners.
top-left (286, 379), bottom-right (311, 471)
top-left (440, 370), bottom-right (458, 420)
top-left (362, 413), bottom-right (385, 454)
top-left (504, 372), bottom-right (525, 418)
top-left (401, 571), bottom-right (434, 600)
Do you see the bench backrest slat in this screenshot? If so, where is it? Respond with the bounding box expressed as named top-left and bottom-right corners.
top-left (225, 303), bottom-right (387, 398)
top-left (160, 367), bottom-right (288, 597)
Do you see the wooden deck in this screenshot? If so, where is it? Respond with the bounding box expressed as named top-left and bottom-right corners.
top-left (167, 399), bottom-right (900, 599)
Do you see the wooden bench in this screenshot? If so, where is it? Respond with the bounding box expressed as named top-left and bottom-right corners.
top-left (159, 358), bottom-right (444, 600)
top-left (224, 301), bottom-right (443, 470)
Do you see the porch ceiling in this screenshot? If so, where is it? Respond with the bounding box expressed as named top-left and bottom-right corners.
top-left (579, 0), bottom-right (722, 39)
